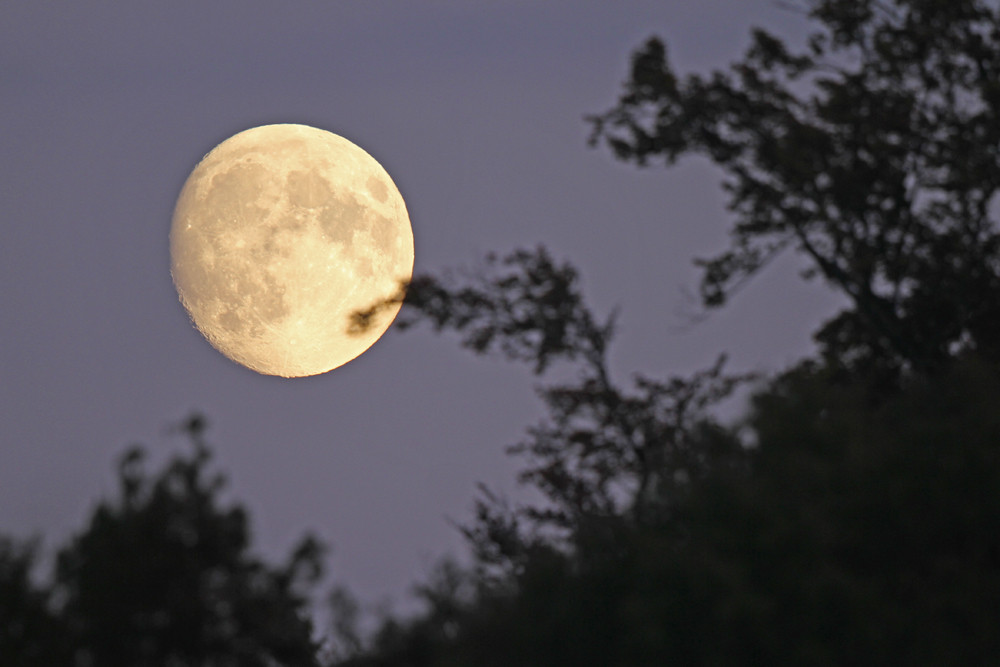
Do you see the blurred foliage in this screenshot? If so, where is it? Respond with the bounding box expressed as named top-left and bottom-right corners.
top-left (0, 417), bottom-right (325, 667)
top-left (0, 537), bottom-right (68, 665)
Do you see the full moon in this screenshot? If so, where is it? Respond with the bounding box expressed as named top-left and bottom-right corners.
top-left (170, 124), bottom-right (414, 377)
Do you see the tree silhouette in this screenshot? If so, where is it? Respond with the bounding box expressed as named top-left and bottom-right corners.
top-left (0, 537), bottom-right (69, 665)
top-left (0, 416), bottom-right (325, 667)
top-left (337, 260), bottom-right (1000, 665)
top-left (338, 263), bottom-right (1000, 664)
top-left (335, 1), bottom-right (1000, 663)
top-left (589, 0), bottom-right (1000, 383)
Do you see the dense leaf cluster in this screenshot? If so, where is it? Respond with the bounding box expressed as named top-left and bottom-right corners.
top-left (1, 417), bottom-right (324, 667)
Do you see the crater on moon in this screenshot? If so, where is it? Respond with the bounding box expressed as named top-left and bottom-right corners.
top-left (170, 124), bottom-right (414, 377)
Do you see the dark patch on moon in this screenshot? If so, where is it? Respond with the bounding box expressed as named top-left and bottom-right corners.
top-left (251, 226), bottom-right (293, 261)
top-left (203, 163), bottom-right (269, 231)
top-left (354, 253), bottom-right (375, 278)
top-left (367, 174), bottom-right (389, 203)
top-left (367, 210), bottom-right (394, 248)
top-left (218, 309), bottom-right (245, 333)
top-left (240, 271), bottom-right (289, 324)
top-left (201, 264), bottom-right (290, 337)
top-left (319, 193), bottom-right (367, 244)
top-left (287, 169), bottom-right (333, 209)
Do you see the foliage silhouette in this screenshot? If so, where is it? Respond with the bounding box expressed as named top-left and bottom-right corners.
top-left (589, 0), bottom-right (1000, 383)
top-left (0, 416), bottom-right (325, 667)
top-left (339, 267), bottom-right (1000, 664)
top-left (337, 261), bottom-right (1000, 665)
top-left (335, 0), bottom-right (1000, 663)
top-left (0, 537), bottom-right (69, 665)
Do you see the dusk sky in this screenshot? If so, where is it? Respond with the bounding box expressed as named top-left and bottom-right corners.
top-left (2, 1), bottom-right (843, 609)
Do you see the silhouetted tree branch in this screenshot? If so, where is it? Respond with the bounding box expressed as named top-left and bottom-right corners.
top-left (589, 0), bottom-right (1000, 380)
top-left (358, 247), bottom-right (756, 585)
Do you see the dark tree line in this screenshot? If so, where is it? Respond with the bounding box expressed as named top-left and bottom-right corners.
top-left (338, 0), bottom-right (1000, 663)
top-left (1, 416), bottom-right (325, 666)
top-left (4, 0), bottom-right (1000, 664)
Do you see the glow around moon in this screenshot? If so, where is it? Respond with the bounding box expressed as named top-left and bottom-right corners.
top-left (170, 124), bottom-right (413, 377)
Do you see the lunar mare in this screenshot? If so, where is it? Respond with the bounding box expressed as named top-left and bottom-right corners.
top-left (170, 124), bottom-right (413, 377)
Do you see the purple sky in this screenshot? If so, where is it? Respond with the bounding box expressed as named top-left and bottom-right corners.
top-left (2, 1), bottom-right (842, 610)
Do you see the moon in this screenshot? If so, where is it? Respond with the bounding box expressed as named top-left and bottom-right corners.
top-left (170, 124), bottom-right (414, 377)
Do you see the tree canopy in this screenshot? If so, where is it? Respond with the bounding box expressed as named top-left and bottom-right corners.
top-left (1, 417), bottom-right (325, 667)
top-left (589, 0), bottom-right (1000, 383)
top-left (337, 0), bottom-right (1000, 662)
